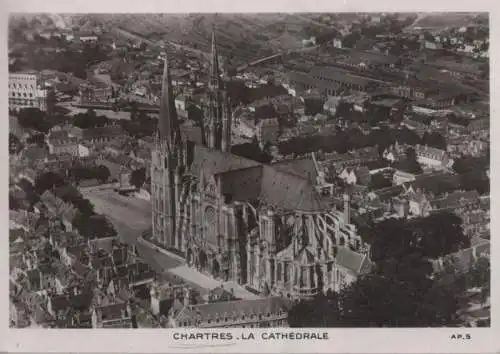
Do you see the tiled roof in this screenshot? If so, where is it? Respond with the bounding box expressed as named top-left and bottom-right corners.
top-left (95, 302), bottom-right (130, 321)
top-left (219, 165), bottom-right (324, 212)
top-left (404, 172), bottom-right (460, 195)
top-left (271, 158), bottom-right (318, 180)
top-left (309, 66), bottom-right (376, 87)
top-left (176, 297), bottom-right (292, 323)
top-left (26, 269), bottom-right (41, 289)
top-left (91, 255), bottom-right (114, 270)
top-left (70, 290), bottom-right (93, 311)
top-left (50, 294), bottom-right (71, 312)
top-left (335, 247), bottom-right (368, 274)
top-left (180, 125), bottom-right (204, 145)
top-left (22, 146), bottom-right (48, 162)
top-left (190, 145), bottom-right (261, 178)
top-left (288, 71), bottom-right (342, 93)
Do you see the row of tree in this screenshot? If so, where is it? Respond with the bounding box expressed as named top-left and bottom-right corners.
top-left (16, 107), bottom-right (65, 134)
top-left (278, 126), bottom-right (422, 156)
top-left (68, 165), bottom-right (111, 184)
top-left (72, 110), bottom-right (112, 129)
top-left (32, 171), bottom-right (117, 238)
top-left (367, 211), bottom-right (470, 261)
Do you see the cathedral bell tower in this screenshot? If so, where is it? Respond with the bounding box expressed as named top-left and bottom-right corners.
top-left (204, 28), bottom-right (232, 152)
top-left (151, 54), bottom-right (183, 249)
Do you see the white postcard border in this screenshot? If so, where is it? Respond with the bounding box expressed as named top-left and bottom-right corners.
top-left (1, 0), bottom-right (498, 353)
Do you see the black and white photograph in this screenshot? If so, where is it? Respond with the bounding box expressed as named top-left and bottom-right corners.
top-left (7, 10), bottom-right (491, 334)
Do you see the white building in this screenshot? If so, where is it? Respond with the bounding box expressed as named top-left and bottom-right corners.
top-left (414, 144), bottom-right (453, 170)
top-left (8, 73), bottom-right (48, 112)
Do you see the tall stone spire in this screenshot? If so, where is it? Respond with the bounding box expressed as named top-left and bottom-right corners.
top-left (209, 26), bottom-right (221, 89)
top-left (158, 54), bottom-right (181, 147)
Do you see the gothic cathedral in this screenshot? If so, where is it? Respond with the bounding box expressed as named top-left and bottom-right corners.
top-left (150, 31), bottom-right (371, 299)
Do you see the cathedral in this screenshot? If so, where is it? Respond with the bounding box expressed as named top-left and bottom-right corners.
top-left (150, 31), bottom-right (371, 299)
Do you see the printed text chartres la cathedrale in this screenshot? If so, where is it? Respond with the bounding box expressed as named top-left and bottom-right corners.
top-left (173, 332), bottom-right (330, 341)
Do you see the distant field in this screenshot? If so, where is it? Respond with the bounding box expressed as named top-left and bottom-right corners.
top-left (410, 12), bottom-right (487, 29)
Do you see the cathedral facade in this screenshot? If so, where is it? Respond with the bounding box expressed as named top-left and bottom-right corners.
top-left (150, 32), bottom-right (371, 299)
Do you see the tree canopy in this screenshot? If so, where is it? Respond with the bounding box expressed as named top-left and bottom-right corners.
top-left (370, 211), bottom-right (469, 262)
top-left (394, 147), bottom-right (423, 174)
top-left (130, 167), bottom-right (147, 188)
top-left (421, 131), bottom-right (447, 150)
top-left (34, 171), bottom-right (66, 195)
top-left (73, 110), bottom-right (112, 129)
top-left (231, 138), bottom-right (273, 164)
top-left (68, 165), bottom-right (111, 184)
top-left (288, 257), bottom-right (463, 327)
top-left (72, 213), bottom-right (117, 239)
top-left (17, 108), bottom-right (51, 133)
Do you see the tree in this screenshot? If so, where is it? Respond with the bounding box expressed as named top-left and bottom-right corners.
top-left (459, 171), bottom-right (489, 195)
top-left (453, 156), bottom-right (489, 175)
top-left (34, 171), bottom-right (66, 195)
top-left (72, 213), bottom-right (117, 239)
top-left (368, 172), bottom-right (393, 191)
top-left (394, 147), bottom-right (423, 174)
top-left (288, 291), bottom-right (341, 327)
top-left (342, 31), bottom-right (362, 48)
top-left (72, 110), bottom-right (110, 129)
top-left (74, 198), bottom-right (95, 216)
top-left (54, 184), bottom-right (81, 204)
top-left (17, 108), bottom-right (51, 133)
top-left (371, 211), bottom-right (469, 262)
top-left (10, 193), bottom-right (21, 210)
top-left (231, 138), bottom-right (273, 163)
top-left (421, 131), bottom-right (447, 150)
top-left (289, 258), bottom-right (463, 327)
top-left (130, 167), bottom-right (146, 188)
top-left (94, 165), bottom-right (111, 183)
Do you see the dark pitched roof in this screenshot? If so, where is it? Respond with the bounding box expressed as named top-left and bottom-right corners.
top-left (404, 172), bottom-right (460, 195)
top-left (95, 302), bottom-right (130, 321)
top-left (271, 158), bottom-right (318, 180)
top-left (335, 247), bottom-right (369, 274)
top-left (180, 125), bottom-right (204, 145)
top-left (190, 145), bottom-right (261, 177)
top-left (23, 146), bottom-right (48, 162)
top-left (49, 294), bottom-right (71, 312)
top-left (219, 165), bottom-right (324, 212)
top-left (309, 66), bottom-right (376, 88)
top-left (288, 71), bottom-right (342, 93)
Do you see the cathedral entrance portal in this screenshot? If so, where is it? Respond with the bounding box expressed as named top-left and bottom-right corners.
top-left (199, 250), bottom-right (208, 271)
top-left (212, 259), bottom-right (220, 278)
